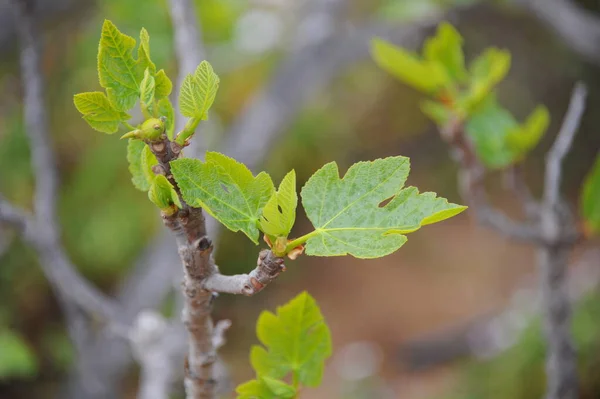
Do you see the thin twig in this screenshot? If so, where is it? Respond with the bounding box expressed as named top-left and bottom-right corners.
top-left (0, 196), bottom-right (32, 232)
top-left (504, 165), bottom-right (540, 219)
top-left (537, 82), bottom-right (586, 399)
top-left (440, 118), bottom-right (541, 243)
top-left (543, 82), bottom-right (587, 210)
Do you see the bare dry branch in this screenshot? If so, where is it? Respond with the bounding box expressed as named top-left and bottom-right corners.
top-left (543, 82), bottom-right (587, 211)
top-left (8, 0), bottom-right (120, 321)
top-left (537, 82), bottom-right (587, 399)
top-left (0, 196), bottom-right (32, 232)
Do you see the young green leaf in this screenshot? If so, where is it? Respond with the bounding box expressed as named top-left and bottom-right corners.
top-left (171, 152), bottom-right (274, 243)
top-left (73, 92), bottom-right (130, 134)
top-left (423, 22), bottom-right (467, 83)
top-left (236, 377), bottom-right (296, 399)
top-left (98, 20), bottom-right (152, 111)
top-left (465, 95), bottom-right (519, 168)
top-left (461, 48), bottom-right (511, 112)
top-left (148, 174), bottom-right (181, 214)
top-left (157, 97), bottom-right (175, 141)
top-left (250, 292), bottom-right (332, 387)
top-left (507, 105), bottom-right (550, 160)
top-left (140, 68), bottom-right (156, 116)
top-left (179, 60), bottom-right (220, 119)
top-left (581, 154), bottom-right (600, 235)
top-left (127, 140), bottom-right (158, 191)
top-left (137, 28), bottom-right (156, 75)
top-left (260, 170), bottom-right (298, 239)
top-left (371, 37), bottom-right (448, 93)
top-left (154, 69), bottom-right (173, 98)
top-left (300, 156), bottom-right (466, 258)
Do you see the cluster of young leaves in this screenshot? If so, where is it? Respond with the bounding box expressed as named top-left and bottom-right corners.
top-left (235, 292), bottom-right (332, 399)
top-left (74, 21), bottom-right (466, 258)
top-left (73, 21), bottom-right (219, 214)
top-left (370, 22), bottom-right (550, 169)
top-left (73, 20), bottom-right (173, 134)
top-left (171, 153), bottom-right (467, 258)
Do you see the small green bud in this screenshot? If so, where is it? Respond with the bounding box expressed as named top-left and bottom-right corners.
top-left (120, 118), bottom-right (166, 141)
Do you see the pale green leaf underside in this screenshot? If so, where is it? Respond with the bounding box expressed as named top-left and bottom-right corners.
top-left (260, 170), bottom-right (298, 238)
top-left (171, 152), bottom-right (274, 243)
top-left (582, 154), bottom-right (600, 235)
top-left (74, 91), bottom-right (130, 134)
top-left (179, 60), bottom-right (220, 119)
top-left (140, 68), bottom-right (155, 113)
top-left (301, 156), bottom-right (466, 258)
top-left (251, 292), bottom-right (332, 387)
top-left (127, 140), bottom-right (157, 191)
top-left (148, 174), bottom-right (181, 209)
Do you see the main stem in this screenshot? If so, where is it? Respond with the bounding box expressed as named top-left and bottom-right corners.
top-left (149, 138), bottom-right (218, 399)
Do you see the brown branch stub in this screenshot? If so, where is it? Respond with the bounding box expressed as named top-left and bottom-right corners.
top-left (247, 250), bottom-right (286, 295)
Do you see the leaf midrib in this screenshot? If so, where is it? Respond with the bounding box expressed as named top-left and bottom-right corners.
top-left (103, 26), bottom-right (140, 91)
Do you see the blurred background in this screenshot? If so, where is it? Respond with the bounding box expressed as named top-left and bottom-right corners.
top-left (0, 0), bottom-right (600, 398)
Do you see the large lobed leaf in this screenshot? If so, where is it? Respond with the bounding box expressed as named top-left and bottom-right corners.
top-left (73, 92), bottom-right (130, 134)
top-left (581, 154), bottom-right (600, 235)
top-left (179, 60), bottom-right (220, 119)
top-left (260, 170), bottom-right (298, 239)
top-left (300, 156), bottom-right (466, 258)
top-left (171, 152), bottom-right (274, 243)
top-left (249, 292), bottom-right (332, 387)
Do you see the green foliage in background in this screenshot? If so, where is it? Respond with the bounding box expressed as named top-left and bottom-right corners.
top-left (236, 292), bottom-right (332, 398)
top-left (0, 329), bottom-right (37, 380)
top-left (371, 22), bottom-right (549, 169)
top-left (371, 21), bottom-right (600, 236)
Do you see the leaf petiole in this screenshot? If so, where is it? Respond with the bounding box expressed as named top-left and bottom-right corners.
top-left (285, 230), bottom-right (319, 254)
top-left (175, 116), bottom-right (201, 145)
